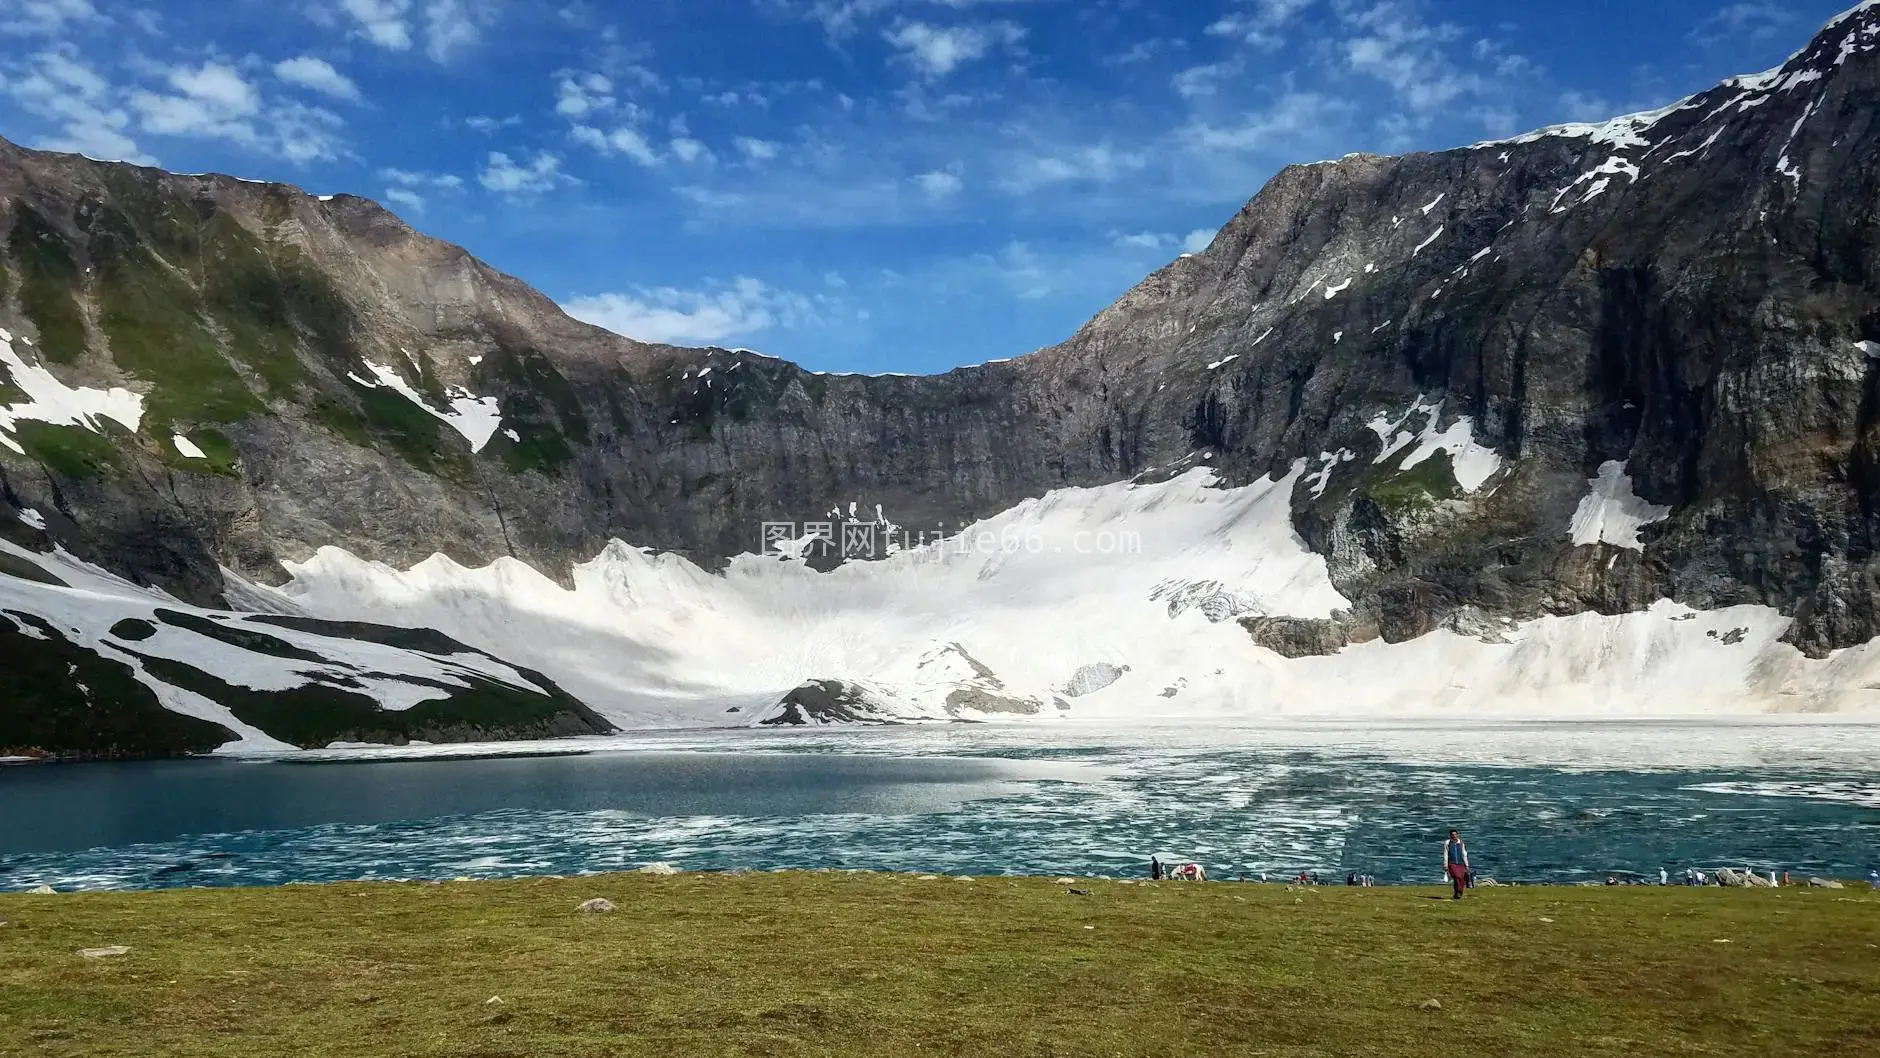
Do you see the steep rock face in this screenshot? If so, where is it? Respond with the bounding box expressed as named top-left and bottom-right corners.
top-left (1, 6), bottom-right (1879, 748)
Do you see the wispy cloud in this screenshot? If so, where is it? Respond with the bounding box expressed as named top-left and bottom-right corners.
top-left (1207, 0), bottom-right (1319, 50)
top-left (562, 277), bottom-right (825, 345)
top-left (0, 0), bottom-right (106, 37)
top-left (884, 20), bottom-right (1025, 79)
top-left (327, 0), bottom-right (493, 62)
top-left (274, 56), bottom-right (362, 102)
top-left (479, 150), bottom-right (572, 194)
top-left (1688, 1), bottom-right (1795, 46)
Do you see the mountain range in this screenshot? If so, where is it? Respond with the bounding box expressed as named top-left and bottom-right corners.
top-left (5, 4), bottom-right (1880, 757)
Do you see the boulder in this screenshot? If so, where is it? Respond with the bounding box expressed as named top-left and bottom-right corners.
top-left (636, 862), bottom-right (679, 876)
top-left (1240, 616), bottom-right (1349, 658)
top-left (1060, 663), bottom-right (1126, 698)
top-left (1807, 877), bottom-right (1845, 889)
top-left (76, 946), bottom-right (130, 958)
top-left (28, 885), bottom-right (55, 895)
top-left (576, 898), bottom-right (616, 914)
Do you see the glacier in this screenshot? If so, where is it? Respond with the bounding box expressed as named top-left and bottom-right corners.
top-left (253, 465), bottom-right (1880, 728)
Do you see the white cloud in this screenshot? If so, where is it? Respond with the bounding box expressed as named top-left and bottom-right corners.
top-left (572, 124), bottom-right (660, 166)
top-left (1109, 229), bottom-right (1213, 255)
top-left (0, 0), bottom-right (105, 37)
top-left (914, 167), bottom-right (963, 197)
top-left (998, 143), bottom-right (1146, 194)
top-left (333, 0), bottom-right (488, 61)
top-left (1207, 0), bottom-right (1318, 49)
top-left (382, 166), bottom-right (462, 189)
top-left (1113, 231), bottom-right (1167, 250)
top-left (562, 277), bottom-right (818, 345)
top-left (670, 136), bottom-right (711, 163)
top-left (339, 0), bottom-right (412, 51)
top-left (267, 101), bottom-right (347, 163)
top-left (1556, 90), bottom-right (1612, 123)
top-left (479, 151), bottom-right (570, 194)
top-left (420, 0), bottom-right (485, 62)
top-left (736, 137), bottom-right (781, 160)
top-left (1690, 1), bottom-right (1793, 45)
top-left (384, 186), bottom-right (425, 212)
top-left (1338, 1), bottom-right (1487, 117)
top-left (1184, 91), bottom-right (1347, 152)
top-left (2, 46), bottom-right (148, 163)
top-left (884, 20), bottom-right (1025, 79)
top-left (273, 56), bottom-right (362, 102)
top-left (127, 62), bottom-right (259, 139)
top-left (555, 70), bottom-right (614, 118)
top-left (36, 55), bottom-right (349, 164)
top-left (463, 114), bottom-right (519, 133)
top-left (1172, 61), bottom-right (1240, 99)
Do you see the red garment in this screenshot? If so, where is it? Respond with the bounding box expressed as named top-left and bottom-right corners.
top-left (1447, 862), bottom-right (1469, 897)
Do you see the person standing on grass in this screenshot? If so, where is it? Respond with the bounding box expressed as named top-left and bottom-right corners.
top-left (1444, 830), bottom-right (1471, 900)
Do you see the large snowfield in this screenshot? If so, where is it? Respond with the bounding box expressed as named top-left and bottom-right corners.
top-left (257, 462), bottom-right (1880, 730)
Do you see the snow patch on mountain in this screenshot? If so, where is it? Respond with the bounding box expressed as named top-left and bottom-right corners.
top-left (1569, 461), bottom-right (1672, 550)
top-left (0, 336), bottom-right (144, 455)
top-left (1365, 397), bottom-right (1502, 492)
top-left (0, 535), bottom-right (585, 752)
top-left (347, 359), bottom-right (503, 453)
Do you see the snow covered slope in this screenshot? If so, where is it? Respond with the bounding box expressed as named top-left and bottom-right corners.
top-left (0, 532), bottom-right (613, 757)
top-left (265, 466), bottom-right (1880, 725)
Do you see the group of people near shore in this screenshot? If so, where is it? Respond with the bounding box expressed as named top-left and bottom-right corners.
top-left (1149, 829), bottom-right (1874, 893)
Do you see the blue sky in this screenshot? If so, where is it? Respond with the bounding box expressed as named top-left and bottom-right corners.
top-left (0, 0), bottom-right (1860, 373)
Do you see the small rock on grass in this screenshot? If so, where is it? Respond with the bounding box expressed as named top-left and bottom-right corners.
top-left (485, 997), bottom-right (504, 1006)
top-left (637, 862), bottom-right (680, 876)
top-left (77, 946), bottom-right (130, 958)
top-left (1054, 877), bottom-right (1078, 884)
top-left (1419, 999), bottom-right (1443, 1011)
top-left (29, 885), bottom-right (56, 895)
top-left (576, 898), bottom-right (616, 914)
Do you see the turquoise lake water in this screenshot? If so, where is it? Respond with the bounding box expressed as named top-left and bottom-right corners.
top-left (3, 722), bottom-right (1876, 890)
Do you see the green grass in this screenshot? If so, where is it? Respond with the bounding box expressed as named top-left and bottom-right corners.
top-left (1366, 450), bottom-right (1463, 513)
top-left (9, 422), bottom-right (122, 480)
top-left (8, 205), bottom-right (90, 366)
top-left (197, 211), bottom-right (305, 397)
top-left (0, 361), bottom-right (26, 404)
top-left (1, 876), bottom-right (1874, 1057)
top-left (488, 347), bottom-right (588, 475)
top-left (164, 428), bottom-right (241, 476)
top-left (89, 209), bottom-right (259, 428)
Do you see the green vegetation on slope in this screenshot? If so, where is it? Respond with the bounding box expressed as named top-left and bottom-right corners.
top-left (8, 205), bottom-right (90, 366)
top-left (0, 876), bottom-right (1873, 1057)
top-left (1366, 450), bottom-right (1463, 513)
top-left (0, 361), bottom-right (26, 404)
top-left (0, 613), bottom-right (234, 758)
top-left (488, 347), bottom-right (588, 476)
top-left (197, 211), bottom-right (305, 397)
top-left (9, 422), bottom-right (122, 480)
top-left (87, 205), bottom-right (258, 428)
top-left (340, 375), bottom-right (473, 479)
top-left (119, 646), bottom-right (604, 749)
top-left (164, 428), bottom-right (240, 477)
